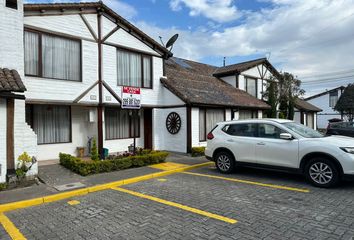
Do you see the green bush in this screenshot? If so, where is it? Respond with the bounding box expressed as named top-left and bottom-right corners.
top-left (59, 151), bottom-right (169, 176)
top-left (0, 183), bottom-right (7, 191)
top-left (91, 138), bottom-right (99, 161)
top-left (191, 147), bottom-right (205, 157)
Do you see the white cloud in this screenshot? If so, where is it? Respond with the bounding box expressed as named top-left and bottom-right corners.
top-left (137, 0), bottom-right (354, 95)
top-left (103, 0), bottom-right (137, 20)
top-left (169, 0), bottom-right (241, 22)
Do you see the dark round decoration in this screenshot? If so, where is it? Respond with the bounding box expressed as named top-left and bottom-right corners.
top-left (166, 112), bottom-right (182, 134)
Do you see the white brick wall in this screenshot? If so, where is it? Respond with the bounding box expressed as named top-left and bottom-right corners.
top-left (14, 100), bottom-right (38, 177)
top-left (0, 98), bottom-right (7, 183)
top-left (153, 107), bottom-right (187, 153)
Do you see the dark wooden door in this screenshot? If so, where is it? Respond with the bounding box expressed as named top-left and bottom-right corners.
top-left (144, 108), bottom-right (153, 149)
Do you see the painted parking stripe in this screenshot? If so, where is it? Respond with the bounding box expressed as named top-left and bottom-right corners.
top-left (111, 187), bottom-right (237, 224)
top-left (0, 213), bottom-right (26, 240)
top-left (183, 172), bottom-right (310, 193)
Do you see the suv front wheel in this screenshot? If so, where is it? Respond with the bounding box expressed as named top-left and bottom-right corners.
top-left (215, 151), bottom-right (235, 174)
top-left (305, 158), bottom-right (340, 188)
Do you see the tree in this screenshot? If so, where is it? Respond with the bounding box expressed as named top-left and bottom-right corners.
top-left (264, 81), bottom-right (278, 118)
top-left (263, 72), bottom-right (305, 119)
top-left (335, 84), bottom-right (354, 122)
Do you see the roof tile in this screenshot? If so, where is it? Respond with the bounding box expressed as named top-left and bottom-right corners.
top-left (0, 68), bottom-right (26, 92)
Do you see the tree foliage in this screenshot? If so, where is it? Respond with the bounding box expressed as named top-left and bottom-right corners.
top-left (263, 72), bottom-right (305, 119)
top-left (335, 84), bottom-right (354, 122)
top-left (91, 138), bottom-right (99, 161)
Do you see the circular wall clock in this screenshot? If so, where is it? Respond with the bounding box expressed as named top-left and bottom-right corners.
top-left (166, 112), bottom-right (182, 134)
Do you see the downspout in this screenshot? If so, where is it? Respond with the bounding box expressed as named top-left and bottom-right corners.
top-left (97, 9), bottom-right (104, 158)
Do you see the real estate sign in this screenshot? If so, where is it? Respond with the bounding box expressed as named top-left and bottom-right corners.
top-left (121, 86), bottom-right (141, 109)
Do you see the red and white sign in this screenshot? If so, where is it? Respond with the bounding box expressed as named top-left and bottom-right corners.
top-left (121, 86), bottom-right (141, 109)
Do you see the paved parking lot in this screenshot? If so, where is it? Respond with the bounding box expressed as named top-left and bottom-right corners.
top-left (1, 164), bottom-right (354, 240)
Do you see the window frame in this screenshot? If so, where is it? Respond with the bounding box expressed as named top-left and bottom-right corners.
top-left (199, 108), bottom-right (226, 142)
top-left (245, 77), bottom-right (258, 98)
top-left (104, 108), bottom-right (141, 140)
top-left (116, 47), bottom-right (153, 89)
top-left (24, 28), bottom-right (82, 82)
top-left (25, 104), bottom-right (73, 145)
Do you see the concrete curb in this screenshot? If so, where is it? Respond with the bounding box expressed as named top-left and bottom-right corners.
top-left (0, 162), bottom-right (213, 213)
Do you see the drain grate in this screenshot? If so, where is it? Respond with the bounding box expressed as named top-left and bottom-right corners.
top-left (54, 182), bottom-right (86, 191)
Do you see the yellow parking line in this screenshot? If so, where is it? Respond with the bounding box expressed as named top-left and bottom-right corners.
top-left (183, 172), bottom-right (310, 193)
top-left (112, 187), bottom-right (237, 224)
top-left (0, 213), bottom-right (26, 240)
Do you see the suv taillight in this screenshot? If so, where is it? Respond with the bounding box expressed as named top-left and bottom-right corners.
top-left (207, 132), bottom-right (214, 140)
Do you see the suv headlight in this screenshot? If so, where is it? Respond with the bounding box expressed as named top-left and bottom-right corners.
top-left (340, 147), bottom-right (354, 154)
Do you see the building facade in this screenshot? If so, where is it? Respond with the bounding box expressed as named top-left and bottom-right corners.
top-left (305, 86), bottom-right (345, 129)
top-left (293, 98), bottom-right (322, 130)
top-left (1, 0), bottom-right (282, 180)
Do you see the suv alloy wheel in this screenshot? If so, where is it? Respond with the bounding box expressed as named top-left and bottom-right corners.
top-left (305, 158), bottom-right (340, 188)
top-left (215, 151), bottom-right (235, 174)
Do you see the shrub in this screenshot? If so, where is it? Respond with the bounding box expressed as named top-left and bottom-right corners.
top-left (191, 147), bottom-right (205, 157)
top-left (91, 138), bottom-right (99, 161)
top-left (0, 183), bottom-right (7, 191)
top-left (59, 151), bottom-right (169, 176)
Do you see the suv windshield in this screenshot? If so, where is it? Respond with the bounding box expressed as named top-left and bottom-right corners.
top-left (282, 122), bottom-right (323, 138)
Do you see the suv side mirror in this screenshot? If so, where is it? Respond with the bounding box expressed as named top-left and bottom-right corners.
top-left (280, 133), bottom-right (293, 140)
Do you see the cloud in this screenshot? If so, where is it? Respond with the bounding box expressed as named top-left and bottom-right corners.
top-left (137, 0), bottom-right (354, 93)
top-left (169, 0), bottom-right (241, 23)
top-left (103, 0), bottom-right (137, 20)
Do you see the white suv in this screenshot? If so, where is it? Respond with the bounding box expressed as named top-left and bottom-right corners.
top-left (205, 119), bottom-right (354, 188)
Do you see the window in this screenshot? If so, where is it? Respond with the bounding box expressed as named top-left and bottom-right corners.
top-left (258, 123), bottom-right (286, 139)
top-left (117, 49), bottom-right (152, 88)
top-left (24, 30), bottom-right (81, 81)
top-left (6, 0), bottom-right (17, 9)
top-left (26, 105), bottom-right (71, 144)
top-left (245, 77), bottom-right (257, 97)
top-left (199, 108), bottom-right (224, 141)
top-left (223, 123), bottom-right (257, 137)
top-left (238, 110), bottom-right (258, 120)
top-left (105, 108), bottom-right (140, 140)
top-left (329, 90), bottom-right (338, 108)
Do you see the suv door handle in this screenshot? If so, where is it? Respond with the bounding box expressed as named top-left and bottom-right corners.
top-left (227, 139), bottom-right (235, 142)
top-left (257, 142), bottom-right (265, 145)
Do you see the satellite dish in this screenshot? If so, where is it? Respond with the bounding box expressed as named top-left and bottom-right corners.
top-left (165, 34), bottom-right (179, 50)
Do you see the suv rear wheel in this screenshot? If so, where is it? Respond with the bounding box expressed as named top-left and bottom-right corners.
top-left (215, 151), bottom-right (235, 174)
top-left (305, 158), bottom-right (340, 188)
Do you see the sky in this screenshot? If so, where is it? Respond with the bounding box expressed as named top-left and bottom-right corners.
top-left (25, 0), bottom-right (354, 97)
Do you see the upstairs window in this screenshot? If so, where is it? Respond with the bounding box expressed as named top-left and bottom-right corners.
top-left (6, 0), bottom-right (17, 9)
top-left (329, 90), bottom-right (338, 108)
top-left (24, 30), bottom-right (81, 81)
top-left (117, 49), bottom-right (152, 88)
top-left (245, 77), bottom-right (257, 97)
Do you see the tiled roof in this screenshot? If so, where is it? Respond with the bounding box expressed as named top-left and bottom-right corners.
top-left (0, 68), bottom-right (26, 92)
top-left (162, 57), bottom-right (270, 109)
top-left (305, 86), bottom-right (345, 100)
top-left (295, 98), bottom-right (322, 112)
top-left (213, 58), bottom-right (281, 79)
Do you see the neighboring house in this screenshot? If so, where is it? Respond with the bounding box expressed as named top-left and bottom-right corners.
top-left (213, 58), bottom-right (281, 107)
top-left (306, 86), bottom-right (345, 129)
top-left (294, 98), bottom-right (322, 130)
top-left (162, 57), bottom-right (271, 149)
top-left (0, 0), bottom-right (38, 183)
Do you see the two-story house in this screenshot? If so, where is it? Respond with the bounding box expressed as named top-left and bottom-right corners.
top-left (1, 0), bottom-right (283, 173)
top-left (162, 57), bottom-right (280, 149)
top-left (305, 86), bottom-right (345, 129)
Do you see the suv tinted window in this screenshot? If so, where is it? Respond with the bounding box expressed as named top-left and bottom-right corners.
top-left (258, 123), bottom-right (286, 139)
top-left (223, 123), bottom-right (257, 137)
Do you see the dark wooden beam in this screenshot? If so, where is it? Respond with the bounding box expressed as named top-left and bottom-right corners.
top-left (102, 81), bottom-right (121, 104)
top-left (97, 11), bottom-right (104, 159)
top-left (73, 80), bottom-right (99, 103)
top-left (79, 14), bottom-right (98, 42)
top-left (186, 106), bottom-right (192, 153)
top-left (6, 99), bottom-right (15, 170)
top-left (101, 25), bottom-right (120, 43)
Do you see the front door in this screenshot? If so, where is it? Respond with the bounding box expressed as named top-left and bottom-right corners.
top-left (144, 109), bottom-right (153, 149)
